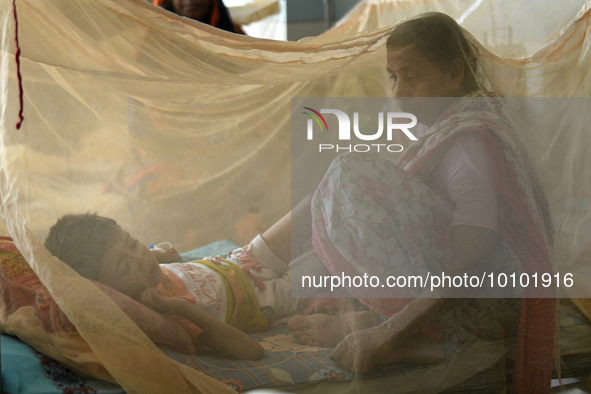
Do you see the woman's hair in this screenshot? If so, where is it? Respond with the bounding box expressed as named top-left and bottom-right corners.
top-left (44, 213), bottom-right (118, 280)
top-left (387, 12), bottom-right (481, 94)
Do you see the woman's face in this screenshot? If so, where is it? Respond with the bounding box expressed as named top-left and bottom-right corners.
top-left (387, 45), bottom-right (464, 125)
top-left (171, 0), bottom-right (212, 22)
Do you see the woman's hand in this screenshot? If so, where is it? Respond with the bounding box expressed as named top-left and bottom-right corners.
top-left (331, 296), bottom-right (447, 372)
top-left (330, 323), bottom-right (395, 372)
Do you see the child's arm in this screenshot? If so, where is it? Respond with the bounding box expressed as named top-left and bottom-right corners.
top-left (150, 247), bottom-right (181, 264)
top-left (140, 288), bottom-right (264, 360)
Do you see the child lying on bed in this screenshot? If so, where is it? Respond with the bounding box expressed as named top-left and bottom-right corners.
top-left (43, 213), bottom-right (301, 361)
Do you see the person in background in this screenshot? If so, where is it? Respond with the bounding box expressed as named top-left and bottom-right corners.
top-left (152, 0), bottom-right (246, 34)
top-left (277, 12), bottom-right (554, 393)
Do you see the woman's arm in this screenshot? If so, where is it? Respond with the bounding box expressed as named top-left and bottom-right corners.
top-left (141, 289), bottom-right (264, 360)
top-left (330, 224), bottom-right (497, 372)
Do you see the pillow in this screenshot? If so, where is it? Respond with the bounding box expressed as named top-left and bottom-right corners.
top-left (0, 236), bottom-right (196, 354)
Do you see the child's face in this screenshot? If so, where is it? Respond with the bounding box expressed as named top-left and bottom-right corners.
top-left (98, 226), bottom-right (163, 300)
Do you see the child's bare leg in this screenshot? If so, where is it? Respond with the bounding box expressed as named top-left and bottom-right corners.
top-left (261, 195), bottom-right (312, 263)
top-left (287, 311), bottom-right (383, 347)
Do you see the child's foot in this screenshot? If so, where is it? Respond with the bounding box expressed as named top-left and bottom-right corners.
top-left (287, 311), bottom-right (382, 347)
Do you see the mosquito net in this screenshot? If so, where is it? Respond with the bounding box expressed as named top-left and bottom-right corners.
top-left (1, 0), bottom-right (590, 393)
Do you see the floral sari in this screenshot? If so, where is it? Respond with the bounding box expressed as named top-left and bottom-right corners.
top-left (311, 93), bottom-right (554, 393)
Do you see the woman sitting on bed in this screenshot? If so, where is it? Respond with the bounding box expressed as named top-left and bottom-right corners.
top-left (271, 12), bottom-right (552, 391)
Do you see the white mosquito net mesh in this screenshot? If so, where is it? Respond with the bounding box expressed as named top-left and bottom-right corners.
top-left (1, 0), bottom-right (591, 393)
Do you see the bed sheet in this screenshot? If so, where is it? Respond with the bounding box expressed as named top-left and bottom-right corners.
top-left (178, 240), bottom-right (241, 262)
top-left (162, 325), bottom-right (460, 391)
top-left (163, 326), bottom-right (509, 393)
top-left (3, 301), bottom-right (591, 394)
top-left (162, 303), bottom-right (591, 393)
top-left (3, 240), bottom-right (591, 393)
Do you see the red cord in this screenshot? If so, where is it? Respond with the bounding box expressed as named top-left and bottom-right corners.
top-left (12, 0), bottom-right (24, 129)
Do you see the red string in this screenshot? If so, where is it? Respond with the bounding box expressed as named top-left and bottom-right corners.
top-left (12, 0), bottom-right (24, 130)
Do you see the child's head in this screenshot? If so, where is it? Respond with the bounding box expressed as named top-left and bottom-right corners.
top-left (45, 213), bottom-right (163, 299)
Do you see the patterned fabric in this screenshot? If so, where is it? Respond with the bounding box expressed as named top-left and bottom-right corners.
top-left (179, 240), bottom-right (239, 262)
top-left (399, 94), bottom-right (555, 394)
top-left (311, 152), bottom-right (521, 342)
top-left (313, 153), bottom-right (456, 300)
top-left (162, 325), bottom-right (461, 391)
top-left (4, 302), bottom-right (588, 394)
top-left (398, 95), bottom-right (553, 285)
top-left (311, 93), bottom-right (555, 393)
top-left (199, 258), bottom-right (269, 331)
top-left (159, 262), bottom-right (227, 329)
top-left (1, 334), bottom-right (125, 394)
top-left (31, 347), bottom-right (99, 394)
top-left (165, 258), bottom-right (269, 333)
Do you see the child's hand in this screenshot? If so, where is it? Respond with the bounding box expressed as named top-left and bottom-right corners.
top-left (143, 289), bottom-right (265, 361)
top-left (140, 288), bottom-right (188, 315)
top-left (151, 247), bottom-right (181, 264)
